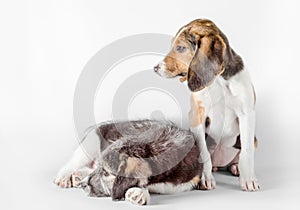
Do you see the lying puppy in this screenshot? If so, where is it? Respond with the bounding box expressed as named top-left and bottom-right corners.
top-left (55, 120), bottom-right (202, 205)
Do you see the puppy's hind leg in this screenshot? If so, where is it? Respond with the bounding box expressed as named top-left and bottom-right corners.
top-left (54, 127), bottom-right (100, 188)
top-left (228, 136), bottom-right (258, 177)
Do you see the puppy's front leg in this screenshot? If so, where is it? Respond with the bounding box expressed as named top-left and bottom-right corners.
top-left (54, 128), bottom-right (100, 188)
top-left (125, 187), bottom-right (150, 205)
top-left (189, 94), bottom-right (215, 190)
top-left (238, 110), bottom-right (260, 191)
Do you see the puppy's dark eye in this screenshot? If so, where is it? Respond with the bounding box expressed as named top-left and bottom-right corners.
top-left (176, 45), bottom-right (187, 53)
top-left (177, 72), bottom-right (187, 77)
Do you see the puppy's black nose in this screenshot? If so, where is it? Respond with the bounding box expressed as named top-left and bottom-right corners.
top-left (154, 64), bottom-right (161, 72)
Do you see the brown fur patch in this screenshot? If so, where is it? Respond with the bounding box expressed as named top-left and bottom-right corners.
top-left (190, 175), bottom-right (200, 186)
top-left (124, 157), bottom-right (152, 179)
top-left (163, 55), bottom-right (190, 76)
top-left (189, 94), bottom-right (205, 127)
top-left (254, 136), bottom-right (258, 149)
top-left (162, 29), bottom-right (196, 78)
top-left (179, 76), bottom-right (187, 82)
top-left (205, 117), bottom-right (211, 128)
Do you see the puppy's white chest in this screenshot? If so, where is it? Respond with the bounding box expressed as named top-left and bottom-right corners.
top-left (192, 77), bottom-right (238, 138)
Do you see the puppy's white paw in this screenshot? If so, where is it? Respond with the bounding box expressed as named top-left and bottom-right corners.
top-left (200, 170), bottom-right (216, 190)
top-left (54, 167), bottom-right (93, 188)
top-left (71, 167), bottom-right (94, 188)
top-left (199, 162), bottom-right (216, 190)
top-left (70, 171), bottom-right (85, 188)
top-left (125, 187), bottom-right (150, 205)
top-left (240, 177), bottom-right (260, 191)
top-left (54, 170), bottom-right (73, 188)
top-left (238, 161), bottom-right (260, 191)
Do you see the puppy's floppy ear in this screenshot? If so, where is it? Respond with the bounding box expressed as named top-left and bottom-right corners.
top-left (111, 155), bottom-right (139, 201)
top-left (187, 33), bottom-right (197, 51)
top-left (111, 175), bottom-right (139, 201)
top-left (187, 35), bottom-right (226, 92)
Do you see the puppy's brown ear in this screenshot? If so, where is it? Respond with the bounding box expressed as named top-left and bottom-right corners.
top-left (187, 35), bottom-right (226, 92)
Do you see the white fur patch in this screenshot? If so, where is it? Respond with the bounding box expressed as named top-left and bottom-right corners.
top-left (148, 182), bottom-right (194, 194)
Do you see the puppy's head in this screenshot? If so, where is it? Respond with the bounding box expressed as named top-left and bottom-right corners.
top-left (81, 166), bottom-right (116, 197)
top-left (81, 150), bottom-right (149, 200)
top-left (154, 19), bottom-right (243, 92)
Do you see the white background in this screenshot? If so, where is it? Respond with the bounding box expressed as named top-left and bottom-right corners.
top-left (0, 0), bottom-right (300, 209)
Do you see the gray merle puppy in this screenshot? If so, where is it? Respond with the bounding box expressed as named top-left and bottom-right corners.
top-left (55, 120), bottom-right (203, 205)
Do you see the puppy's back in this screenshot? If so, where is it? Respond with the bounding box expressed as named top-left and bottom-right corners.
top-left (101, 120), bottom-right (201, 186)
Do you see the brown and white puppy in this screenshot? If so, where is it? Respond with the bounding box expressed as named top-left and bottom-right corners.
top-left (55, 120), bottom-right (202, 205)
top-left (154, 19), bottom-right (260, 191)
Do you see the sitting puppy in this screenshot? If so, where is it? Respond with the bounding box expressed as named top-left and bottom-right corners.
top-left (55, 120), bottom-right (202, 205)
